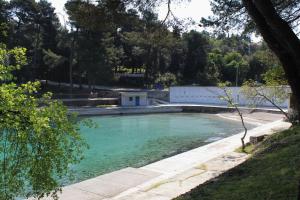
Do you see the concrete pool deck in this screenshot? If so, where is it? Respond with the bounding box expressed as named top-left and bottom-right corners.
top-left (32, 112), bottom-right (291, 200)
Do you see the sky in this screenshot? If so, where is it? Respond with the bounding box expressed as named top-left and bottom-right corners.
top-left (49, 0), bottom-right (261, 42)
top-left (50, 0), bottom-right (213, 29)
top-left (157, 0), bottom-right (212, 22)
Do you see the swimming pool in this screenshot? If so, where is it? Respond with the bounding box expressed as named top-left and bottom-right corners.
top-left (68, 113), bottom-right (255, 184)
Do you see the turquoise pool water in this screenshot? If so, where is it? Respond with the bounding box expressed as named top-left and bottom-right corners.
top-left (69, 113), bottom-right (254, 184)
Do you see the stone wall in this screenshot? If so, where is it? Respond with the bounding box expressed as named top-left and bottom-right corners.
top-left (170, 86), bottom-right (289, 108)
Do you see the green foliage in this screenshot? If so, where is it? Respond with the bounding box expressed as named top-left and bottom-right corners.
top-left (241, 80), bottom-right (289, 107)
top-left (247, 47), bottom-right (287, 84)
top-left (154, 72), bottom-right (177, 87)
top-left (0, 0), bottom-right (9, 43)
top-left (201, 0), bottom-right (299, 34)
top-left (241, 80), bottom-right (290, 121)
top-left (223, 51), bottom-right (249, 85)
top-left (0, 45), bottom-right (86, 200)
top-left (224, 52), bottom-right (248, 68)
top-left (43, 49), bottom-right (66, 70)
top-left (206, 48), bottom-right (223, 83)
top-left (0, 22), bottom-right (8, 42)
top-left (175, 126), bottom-right (300, 200)
top-left (241, 46), bottom-right (292, 119)
top-left (235, 143), bottom-right (255, 154)
top-left (207, 35), bottom-right (271, 86)
top-left (0, 0), bottom-right (287, 88)
top-left (263, 66), bottom-right (288, 86)
top-left (182, 31), bottom-right (209, 84)
top-left (0, 45), bottom-right (27, 82)
top-left (121, 15), bottom-right (179, 83)
top-left (217, 81), bottom-right (236, 107)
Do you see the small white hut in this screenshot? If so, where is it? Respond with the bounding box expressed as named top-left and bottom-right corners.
top-left (120, 92), bottom-right (148, 106)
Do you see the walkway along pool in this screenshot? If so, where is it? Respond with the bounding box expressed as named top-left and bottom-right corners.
top-left (67, 113), bottom-right (256, 185)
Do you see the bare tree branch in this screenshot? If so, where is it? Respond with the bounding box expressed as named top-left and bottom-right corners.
top-left (162, 0), bottom-right (171, 24)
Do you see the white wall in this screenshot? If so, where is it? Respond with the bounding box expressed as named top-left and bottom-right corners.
top-left (121, 95), bottom-right (148, 106)
top-left (170, 86), bottom-right (289, 108)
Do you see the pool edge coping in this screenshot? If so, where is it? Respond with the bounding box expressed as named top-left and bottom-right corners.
top-left (110, 119), bottom-right (291, 200)
top-left (69, 104), bottom-right (285, 117)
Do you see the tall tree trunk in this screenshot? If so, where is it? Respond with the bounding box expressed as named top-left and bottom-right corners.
top-left (242, 0), bottom-right (300, 121)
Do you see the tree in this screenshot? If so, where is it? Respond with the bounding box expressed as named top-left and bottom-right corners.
top-left (2, 0), bottom-right (287, 89)
top-left (0, 44), bottom-right (86, 200)
top-left (202, 0), bottom-right (300, 121)
top-left (182, 31), bottom-right (209, 84)
top-left (243, 1), bottom-right (300, 118)
top-left (263, 65), bottom-right (288, 86)
top-left (6, 0), bottom-right (63, 82)
top-left (219, 82), bottom-right (248, 151)
top-left (36, 0), bottom-right (61, 81)
top-left (65, 0), bottom-right (132, 87)
top-left (168, 26), bottom-right (185, 76)
top-left (0, 0), bottom-right (9, 44)
top-left (206, 48), bottom-right (223, 84)
top-left (247, 49), bottom-right (276, 82)
top-left (223, 51), bottom-right (248, 86)
top-left (119, 9), bottom-right (178, 85)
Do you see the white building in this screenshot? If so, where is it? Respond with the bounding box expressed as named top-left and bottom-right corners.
top-left (120, 92), bottom-right (148, 106)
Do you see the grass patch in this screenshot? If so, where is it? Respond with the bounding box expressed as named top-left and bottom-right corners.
top-left (235, 143), bottom-right (255, 154)
top-left (175, 126), bottom-right (300, 200)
